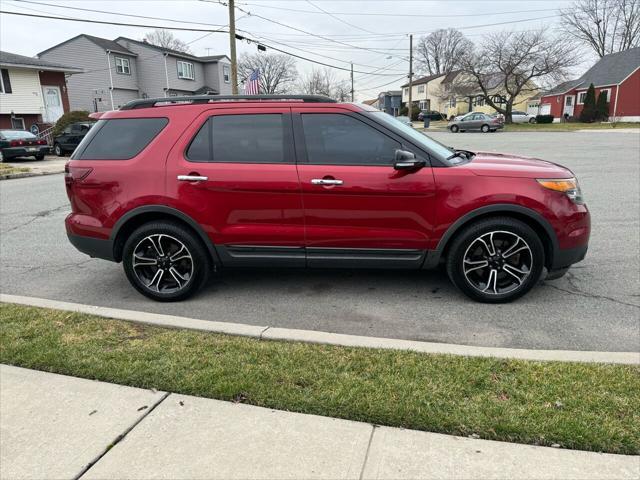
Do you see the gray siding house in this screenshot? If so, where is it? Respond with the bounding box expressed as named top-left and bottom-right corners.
top-left (38, 34), bottom-right (231, 112)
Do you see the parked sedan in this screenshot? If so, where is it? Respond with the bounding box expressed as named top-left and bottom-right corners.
top-left (448, 113), bottom-right (504, 133)
top-left (0, 130), bottom-right (49, 161)
top-left (418, 110), bottom-right (445, 121)
top-left (53, 122), bottom-right (95, 156)
top-left (511, 110), bottom-right (536, 124)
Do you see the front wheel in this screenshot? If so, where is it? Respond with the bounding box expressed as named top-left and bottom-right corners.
top-left (122, 221), bottom-right (212, 301)
top-left (54, 144), bottom-right (64, 157)
top-left (446, 217), bottom-right (545, 303)
top-left (450, 125), bottom-right (459, 133)
top-left (529, 118), bottom-right (536, 124)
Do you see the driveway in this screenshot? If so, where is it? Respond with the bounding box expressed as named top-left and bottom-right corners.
top-left (1, 131), bottom-right (638, 352)
top-left (4, 155), bottom-right (66, 175)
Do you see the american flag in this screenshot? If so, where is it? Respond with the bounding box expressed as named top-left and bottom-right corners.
top-left (244, 69), bottom-right (260, 95)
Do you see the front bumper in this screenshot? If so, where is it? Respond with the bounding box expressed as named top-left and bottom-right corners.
top-left (551, 243), bottom-right (588, 270)
top-left (1, 146), bottom-right (50, 159)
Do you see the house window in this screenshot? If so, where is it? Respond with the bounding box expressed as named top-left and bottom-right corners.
top-left (403, 87), bottom-right (409, 96)
top-left (223, 64), bottom-right (230, 83)
top-left (0, 68), bottom-right (12, 94)
top-left (115, 57), bottom-right (130, 75)
top-left (417, 85), bottom-right (425, 93)
top-left (473, 95), bottom-right (485, 106)
top-left (11, 117), bottom-right (25, 129)
top-left (599, 88), bottom-right (611, 102)
top-left (577, 92), bottom-right (586, 104)
top-left (177, 61), bottom-right (195, 80)
top-left (449, 97), bottom-right (456, 108)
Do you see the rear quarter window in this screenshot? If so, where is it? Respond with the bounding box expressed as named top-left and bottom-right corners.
top-left (73, 118), bottom-right (168, 160)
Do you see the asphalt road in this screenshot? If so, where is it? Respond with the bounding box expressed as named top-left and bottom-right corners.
top-left (1, 131), bottom-right (638, 352)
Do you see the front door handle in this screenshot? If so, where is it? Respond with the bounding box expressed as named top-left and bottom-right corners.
top-left (177, 175), bottom-right (208, 182)
top-left (311, 178), bottom-right (343, 186)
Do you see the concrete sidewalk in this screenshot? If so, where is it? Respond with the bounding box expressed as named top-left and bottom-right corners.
top-left (1, 365), bottom-right (638, 480)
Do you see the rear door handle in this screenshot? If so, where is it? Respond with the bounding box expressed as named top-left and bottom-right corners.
top-left (311, 178), bottom-right (343, 185)
top-left (177, 175), bottom-right (208, 182)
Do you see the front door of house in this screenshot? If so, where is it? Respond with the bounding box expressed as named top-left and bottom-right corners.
top-left (563, 95), bottom-right (575, 117)
top-left (42, 86), bottom-right (64, 123)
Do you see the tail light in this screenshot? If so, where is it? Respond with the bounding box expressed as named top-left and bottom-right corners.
top-left (64, 163), bottom-right (93, 182)
top-left (37, 139), bottom-right (47, 145)
top-left (9, 140), bottom-right (24, 146)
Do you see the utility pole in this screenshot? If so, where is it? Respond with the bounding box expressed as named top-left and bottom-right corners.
top-left (407, 34), bottom-right (413, 122)
top-left (228, 0), bottom-right (238, 95)
top-left (350, 62), bottom-right (354, 102)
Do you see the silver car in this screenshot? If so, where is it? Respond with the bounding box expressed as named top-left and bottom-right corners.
top-left (511, 110), bottom-right (537, 123)
top-left (448, 112), bottom-right (504, 133)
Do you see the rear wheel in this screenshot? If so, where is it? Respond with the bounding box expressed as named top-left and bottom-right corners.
top-left (54, 144), bottom-right (64, 157)
top-left (446, 217), bottom-right (545, 303)
top-left (450, 124), bottom-right (459, 133)
top-left (481, 124), bottom-right (490, 133)
top-left (122, 221), bottom-right (212, 301)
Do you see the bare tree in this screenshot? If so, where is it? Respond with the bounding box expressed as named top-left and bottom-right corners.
top-left (238, 53), bottom-right (298, 94)
top-left (415, 29), bottom-right (474, 76)
top-left (560, 0), bottom-right (640, 57)
top-left (461, 30), bottom-right (580, 123)
top-left (297, 68), bottom-right (350, 100)
top-left (143, 30), bottom-right (191, 54)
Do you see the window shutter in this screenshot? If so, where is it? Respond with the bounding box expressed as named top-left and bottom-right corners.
top-left (1, 69), bottom-right (12, 93)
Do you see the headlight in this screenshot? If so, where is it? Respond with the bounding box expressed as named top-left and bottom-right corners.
top-left (537, 178), bottom-right (584, 204)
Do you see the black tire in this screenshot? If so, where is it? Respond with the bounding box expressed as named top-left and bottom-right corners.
top-left (35, 154), bottom-right (45, 160)
top-left (529, 117), bottom-right (536, 124)
top-left (481, 124), bottom-right (490, 133)
top-left (446, 217), bottom-right (545, 303)
top-left (122, 221), bottom-right (212, 301)
top-left (450, 124), bottom-right (459, 133)
top-left (54, 144), bottom-right (64, 157)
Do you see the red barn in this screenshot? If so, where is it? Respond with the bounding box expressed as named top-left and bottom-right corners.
top-left (539, 47), bottom-right (640, 122)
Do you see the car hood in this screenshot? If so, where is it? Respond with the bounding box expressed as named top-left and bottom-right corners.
top-left (467, 152), bottom-right (574, 178)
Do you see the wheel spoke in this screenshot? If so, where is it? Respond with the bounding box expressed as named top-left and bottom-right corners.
top-left (149, 235), bottom-right (165, 257)
top-left (168, 267), bottom-right (187, 287)
top-left (170, 245), bottom-right (190, 262)
top-left (503, 264), bottom-right (528, 285)
top-left (482, 269), bottom-right (498, 294)
top-left (133, 254), bottom-right (157, 267)
top-left (464, 259), bottom-right (489, 274)
top-left (147, 268), bottom-right (164, 292)
top-left (478, 234), bottom-right (496, 256)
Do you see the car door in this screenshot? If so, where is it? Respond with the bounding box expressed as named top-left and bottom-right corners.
top-left (165, 107), bottom-right (305, 266)
top-left (293, 108), bottom-right (436, 268)
top-left (58, 126), bottom-right (72, 150)
top-left (459, 113), bottom-right (477, 130)
top-left (511, 111), bottom-right (525, 123)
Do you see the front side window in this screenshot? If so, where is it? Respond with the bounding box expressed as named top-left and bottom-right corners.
top-left (115, 57), bottom-right (130, 75)
top-left (177, 61), bottom-right (195, 80)
top-left (301, 113), bottom-right (400, 166)
top-left (223, 64), bottom-right (230, 83)
top-left (74, 118), bottom-right (168, 160)
top-left (187, 114), bottom-right (285, 163)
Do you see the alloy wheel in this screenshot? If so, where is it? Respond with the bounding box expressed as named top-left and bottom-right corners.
top-left (462, 230), bottom-right (533, 295)
top-left (132, 234), bottom-right (194, 293)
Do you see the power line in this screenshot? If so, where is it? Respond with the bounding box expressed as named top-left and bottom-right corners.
top-left (304, 0), bottom-right (377, 35)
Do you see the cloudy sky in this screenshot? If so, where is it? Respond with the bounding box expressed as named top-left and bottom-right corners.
top-left (0, 0), bottom-right (588, 99)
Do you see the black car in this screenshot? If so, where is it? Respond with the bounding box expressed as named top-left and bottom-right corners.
top-left (53, 122), bottom-right (94, 156)
top-left (418, 110), bottom-right (446, 121)
top-left (0, 130), bottom-right (49, 162)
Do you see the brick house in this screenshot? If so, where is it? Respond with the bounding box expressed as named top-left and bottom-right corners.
top-left (0, 51), bottom-right (81, 130)
top-left (539, 47), bottom-right (640, 121)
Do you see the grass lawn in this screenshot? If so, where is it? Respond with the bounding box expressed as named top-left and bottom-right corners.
top-left (1, 303), bottom-right (638, 455)
top-left (0, 163), bottom-right (30, 176)
top-left (504, 122), bottom-right (640, 132)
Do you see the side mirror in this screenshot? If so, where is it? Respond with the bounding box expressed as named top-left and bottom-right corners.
top-left (394, 149), bottom-right (425, 170)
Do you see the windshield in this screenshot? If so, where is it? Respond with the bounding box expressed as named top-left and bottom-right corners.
top-left (368, 112), bottom-right (454, 161)
top-left (0, 130), bottom-right (36, 139)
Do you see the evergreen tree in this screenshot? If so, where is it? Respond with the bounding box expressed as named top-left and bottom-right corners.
top-left (596, 91), bottom-right (609, 121)
top-left (579, 83), bottom-right (597, 123)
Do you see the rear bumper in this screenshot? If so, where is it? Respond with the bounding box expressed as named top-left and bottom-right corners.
top-left (67, 231), bottom-right (115, 262)
top-left (1, 146), bottom-right (49, 159)
top-left (551, 243), bottom-right (588, 270)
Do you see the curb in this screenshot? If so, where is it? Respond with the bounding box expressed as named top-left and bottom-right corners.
top-left (0, 169), bottom-right (64, 180)
top-left (1, 293), bottom-right (638, 365)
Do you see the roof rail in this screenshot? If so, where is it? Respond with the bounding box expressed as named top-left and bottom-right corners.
top-left (120, 94), bottom-right (337, 110)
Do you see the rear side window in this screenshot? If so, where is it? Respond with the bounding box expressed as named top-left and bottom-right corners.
top-left (301, 113), bottom-right (400, 166)
top-left (74, 118), bottom-right (168, 160)
top-left (186, 114), bottom-right (285, 163)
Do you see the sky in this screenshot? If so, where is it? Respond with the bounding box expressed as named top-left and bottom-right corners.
top-left (0, 0), bottom-right (591, 100)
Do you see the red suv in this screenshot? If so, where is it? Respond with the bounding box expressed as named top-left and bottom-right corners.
top-left (65, 95), bottom-right (590, 303)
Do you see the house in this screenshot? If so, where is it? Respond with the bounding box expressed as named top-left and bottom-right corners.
top-left (440, 71), bottom-right (537, 119)
top-left (0, 50), bottom-right (81, 130)
top-left (376, 90), bottom-right (401, 116)
top-left (401, 73), bottom-right (446, 113)
top-left (38, 34), bottom-right (232, 112)
top-left (539, 47), bottom-right (640, 121)
top-left (361, 98), bottom-right (378, 107)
